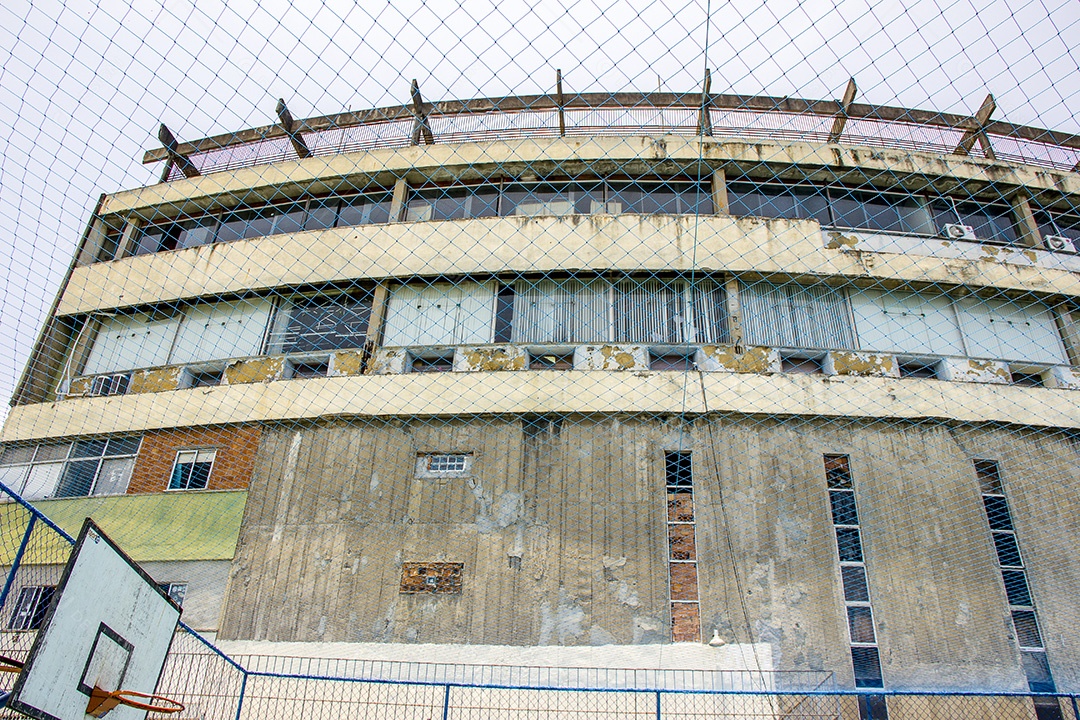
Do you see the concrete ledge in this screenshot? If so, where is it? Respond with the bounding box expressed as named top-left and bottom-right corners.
top-left (4, 370), bottom-right (1079, 441)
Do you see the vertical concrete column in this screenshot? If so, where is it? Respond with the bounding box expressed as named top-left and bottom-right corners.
top-left (724, 277), bottom-right (743, 346)
top-left (711, 168), bottom-right (728, 215)
top-left (1052, 306), bottom-right (1080, 366)
top-left (363, 283), bottom-right (392, 374)
top-left (1011, 192), bottom-right (1042, 249)
top-left (390, 177), bottom-right (409, 221)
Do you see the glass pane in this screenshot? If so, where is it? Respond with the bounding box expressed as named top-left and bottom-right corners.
top-left (0, 446), bottom-right (35, 465)
top-left (54, 459), bottom-right (99, 497)
top-left (187, 461), bottom-right (213, 489)
top-left (1002, 569), bottom-right (1032, 607)
top-left (33, 443), bottom-right (71, 462)
top-left (105, 437), bottom-right (142, 457)
top-left (824, 455), bottom-right (852, 488)
top-left (22, 463), bottom-right (63, 499)
top-left (830, 490), bottom-right (859, 525)
top-left (994, 532), bottom-right (1023, 567)
top-left (974, 460), bottom-right (1003, 494)
top-left (0, 465), bottom-right (29, 496)
top-left (851, 646), bottom-right (883, 687)
top-left (305, 198), bottom-right (340, 230)
top-left (177, 216), bottom-right (218, 248)
top-left (1013, 610), bottom-right (1043, 648)
top-left (983, 495), bottom-right (1014, 531)
top-left (283, 295), bottom-right (372, 353)
top-left (92, 458), bottom-right (134, 496)
top-left (339, 193), bottom-right (393, 225)
top-left (847, 606), bottom-right (876, 644)
top-left (842, 565), bottom-right (870, 602)
top-left (1021, 651), bottom-right (1055, 692)
top-left (71, 439), bottom-right (107, 458)
top-left (835, 527), bottom-right (864, 562)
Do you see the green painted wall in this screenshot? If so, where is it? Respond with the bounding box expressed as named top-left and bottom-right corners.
top-left (0, 490), bottom-right (247, 564)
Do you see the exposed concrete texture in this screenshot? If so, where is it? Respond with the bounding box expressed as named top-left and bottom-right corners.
top-left (1046, 365), bottom-right (1080, 390)
top-left (58, 213), bottom-right (1080, 317)
top-left (940, 358), bottom-right (1011, 384)
top-left (129, 366), bottom-right (185, 394)
top-left (6, 370), bottom-right (1080, 443)
top-left (824, 351), bottom-right (897, 378)
top-left (66, 375), bottom-right (93, 396)
top-left (224, 356), bottom-right (285, 385)
top-left (141, 559), bottom-right (231, 631)
top-left (454, 345), bottom-right (527, 373)
top-left (575, 345), bottom-right (648, 371)
top-left (696, 345), bottom-right (780, 373)
top-left (369, 348), bottom-right (407, 375)
top-left (330, 350), bottom-right (366, 377)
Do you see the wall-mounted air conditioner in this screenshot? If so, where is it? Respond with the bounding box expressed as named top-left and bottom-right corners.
top-left (89, 373), bottom-right (130, 397)
top-left (1044, 235), bottom-right (1078, 254)
top-left (944, 223), bottom-right (977, 241)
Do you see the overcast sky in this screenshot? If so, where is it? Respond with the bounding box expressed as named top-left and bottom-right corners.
top-left (0, 0), bottom-right (1076, 418)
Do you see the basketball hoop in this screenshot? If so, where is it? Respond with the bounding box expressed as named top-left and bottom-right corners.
top-left (86, 687), bottom-right (184, 717)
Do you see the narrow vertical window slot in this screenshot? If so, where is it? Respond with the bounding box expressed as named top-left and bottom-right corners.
top-left (665, 451), bottom-right (700, 642)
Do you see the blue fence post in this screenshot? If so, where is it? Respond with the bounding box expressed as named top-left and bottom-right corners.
top-left (234, 671), bottom-right (248, 720)
top-left (655, 690), bottom-right (661, 720)
top-left (442, 684), bottom-right (451, 720)
top-left (1070, 694), bottom-right (1078, 720)
top-left (0, 515), bottom-right (37, 610)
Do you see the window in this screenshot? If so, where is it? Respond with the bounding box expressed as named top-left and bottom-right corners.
top-left (168, 449), bottom-right (216, 490)
top-left (897, 358), bottom-right (941, 379)
top-left (954, 296), bottom-right (1066, 365)
top-left (528, 350), bottom-right (574, 370)
top-left (157, 582), bottom-right (187, 607)
top-left (186, 368), bottom-right (223, 388)
top-left (383, 282), bottom-right (496, 347)
top-left (0, 437), bottom-right (141, 500)
top-left (415, 453), bottom-right (472, 478)
top-left (410, 350), bottom-right (454, 373)
top-left (1033, 205), bottom-right (1080, 244)
top-left (740, 282), bottom-right (854, 351)
top-left (270, 292), bottom-right (373, 354)
top-left (727, 182), bottom-right (831, 225)
top-left (511, 278), bottom-right (610, 344)
top-left (407, 185), bottom-right (500, 221)
top-left (824, 455), bottom-right (886, 696)
top-left (974, 460), bottom-right (1055, 693)
top-left (931, 197), bottom-right (1018, 245)
top-left (614, 278), bottom-right (728, 345)
top-left (650, 350), bottom-right (696, 371)
top-left (288, 359), bottom-right (330, 378)
top-left (849, 289), bottom-right (965, 357)
top-left (1009, 367), bottom-right (1046, 387)
top-left (8, 585), bottom-right (56, 630)
top-left (665, 451), bottom-right (700, 643)
top-left (781, 353), bottom-right (824, 375)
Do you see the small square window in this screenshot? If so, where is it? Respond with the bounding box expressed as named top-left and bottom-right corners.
top-left (169, 449), bottom-right (216, 490)
top-left (411, 351), bottom-right (454, 373)
top-left (898, 358), bottom-right (940, 379)
top-left (529, 352), bottom-right (574, 370)
top-left (974, 459), bottom-right (1003, 494)
top-left (157, 582), bottom-right (187, 607)
top-left (289, 360), bottom-right (330, 379)
top-left (650, 351), bottom-right (696, 371)
top-left (416, 453), bottom-right (473, 478)
top-left (9, 585), bottom-right (55, 630)
top-left (781, 354), bottom-right (823, 374)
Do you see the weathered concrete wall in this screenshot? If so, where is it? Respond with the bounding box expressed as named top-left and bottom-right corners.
top-left (217, 416), bottom-right (1080, 691)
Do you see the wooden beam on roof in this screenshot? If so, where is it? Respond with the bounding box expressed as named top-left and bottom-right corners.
top-left (828, 78), bottom-right (858, 143)
top-left (276, 98), bottom-right (311, 159)
top-left (954, 93), bottom-right (996, 156)
top-left (157, 124), bottom-right (200, 178)
top-left (410, 79), bottom-right (434, 146)
top-left (557, 69), bottom-right (566, 137)
top-left (698, 69), bottom-right (713, 137)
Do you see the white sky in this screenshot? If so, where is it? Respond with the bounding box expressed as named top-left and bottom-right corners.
top-left (0, 0), bottom-right (1077, 418)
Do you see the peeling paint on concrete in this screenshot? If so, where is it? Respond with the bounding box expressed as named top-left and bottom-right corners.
top-left (455, 345), bottom-right (527, 372)
top-left (1046, 365), bottom-right (1080, 390)
top-left (331, 350), bottom-right (366, 377)
top-left (538, 589), bottom-right (586, 645)
top-left (129, 366), bottom-right (184, 393)
top-left (224, 356), bottom-right (284, 385)
top-left (940, 358), bottom-right (1010, 384)
top-left (369, 348), bottom-right (406, 375)
top-left (824, 351), bottom-right (896, 378)
top-left (575, 345), bottom-right (648, 371)
top-left (697, 345), bottom-right (780, 373)
top-left (825, 232), bottom-right (860, 250)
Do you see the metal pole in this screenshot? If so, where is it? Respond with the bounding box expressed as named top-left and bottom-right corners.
top-left (442, 684), bottom-right (451, 720)
top-left (233, 672), bottom-right (248, 720)
top-left (655, 690), bottom-right (661, 720)
top-left (0, 515), bottom-right (37, 609)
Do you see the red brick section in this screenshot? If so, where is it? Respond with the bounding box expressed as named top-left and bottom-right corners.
top-left (399, 563), bottom-right (464, 594)
top-left (127, 425), bottom-right (262, 494)
top-left (667, 490), bottom-right (701, 642)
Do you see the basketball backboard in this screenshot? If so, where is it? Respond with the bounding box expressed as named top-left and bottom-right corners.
top-left (7, 518), bottom-right (181, 720)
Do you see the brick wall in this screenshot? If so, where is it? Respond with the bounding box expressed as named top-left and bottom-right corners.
top-left (128, 425), bottom-right (261, 494)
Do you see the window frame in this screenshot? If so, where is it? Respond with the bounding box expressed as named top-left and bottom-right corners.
top-left (168, 448), bottom-right (218, 491)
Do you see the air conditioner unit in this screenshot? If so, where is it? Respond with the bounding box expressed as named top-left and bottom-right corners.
top-left (944, 223), bottom-right (977, 241)
top-left (89, 373), bottom-right (130, 397)
top-left (1044, 234), bottom-right (1078, 254)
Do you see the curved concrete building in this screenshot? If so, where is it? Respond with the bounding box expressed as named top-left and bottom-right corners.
top-left (3, 91), bottom-right (1079, 715)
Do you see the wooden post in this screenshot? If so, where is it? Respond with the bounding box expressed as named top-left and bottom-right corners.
top-left (276, 98), bottom-right (311, 159)
top-left (698, 69), bottom-right (712, 137)
top-left (828, 78), bottom-right (857, 143)
top-left (954, 93), bottom-right (995, 156)
top-left (556, 69), bottom-right (566, 137)
top-left (410, 79), bottom-right (434, 146)
top-left (711, 169), bottom-right (728, 215)
top-left (157, 124), bottom-right (200, 178)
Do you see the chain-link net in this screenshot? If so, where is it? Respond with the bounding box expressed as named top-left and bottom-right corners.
top-left (1, 2), bottom-right (1079, 719)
